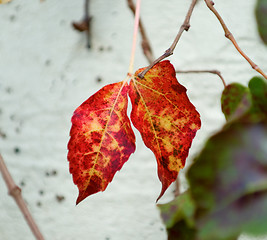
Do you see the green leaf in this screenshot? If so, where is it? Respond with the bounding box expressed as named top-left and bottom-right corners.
top-left (248, 76), bottom-right (267, 114)
top-left (197, 191), bottom-right (267, 240)
top-left (166, 221), bottom-right (197, 240)
top-left (158, 191), bottom-right (195, 229)
top-left (221, 77), bottom-right (267, 122)
top-left (221, 83), bottom-right (252, 121)
top-left (255, 0), bottom-right (267, 44)
top-left (187, 117), bottom-right (267, 240)
top-left (158, 191), bottom-right (196, 240)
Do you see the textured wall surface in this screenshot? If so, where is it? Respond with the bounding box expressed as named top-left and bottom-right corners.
top-left (0, 0), bottom-right (267, 240)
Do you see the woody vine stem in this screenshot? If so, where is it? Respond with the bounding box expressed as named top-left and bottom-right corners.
top-left (138, 0), bottom-right (267, 80)
top-left (128, 0), bottom-right (226, 88)
top-left (203, 0), bottom-right (267, 79)
top-left (0, 154), bottom-right (44, 240)
top-left (138, 0), bottom-right (198, 78)
top-left (1, 0), bottom-right (266, 239)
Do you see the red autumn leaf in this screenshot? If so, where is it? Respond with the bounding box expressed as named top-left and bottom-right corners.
top-left (129, 60), bottom-right (201, 201)
top-left (68, 81), bottom-right (136, 204)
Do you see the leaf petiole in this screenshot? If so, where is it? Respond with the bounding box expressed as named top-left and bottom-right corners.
top-left (128, 0), bottom-right (142, 76)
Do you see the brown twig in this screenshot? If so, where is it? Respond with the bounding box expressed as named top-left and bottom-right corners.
top-left (72, 0), bottom-right (92, 48)
top-left (203, 0), bottom-right (267, 80)
top-left (84, 0), bottom-right (91, 48)
top-left (138, 0), bottom-right (198, 78)
top-left (176, 69), bottom-right (226, 87)
top-left (127, 0), bottom-right (154, 64)
top-left (0, 153), bottom-right (45, 240)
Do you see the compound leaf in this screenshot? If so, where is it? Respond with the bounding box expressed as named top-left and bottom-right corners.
top-left (129, 60), bottom-right (201, 201)
top-left (68, 82), bottom-right (136, 204)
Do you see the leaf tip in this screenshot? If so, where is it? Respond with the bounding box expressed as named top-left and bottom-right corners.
top-left (156, 184), bottom-right (168, 202)
top-left (76, 193), bottom-right (85, 205)
top-left (76, 188), bottom-right (96, 205)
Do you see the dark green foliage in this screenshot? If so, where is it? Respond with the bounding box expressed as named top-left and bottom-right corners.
top-left (158, 191), bottom-right (196, 240)
top-left (188, 117), bottom-right (267, 240)
top-left (221, 83), bottom-right (252, 121)
top-left (248, 76), bottom-right (267, 114)
top-left (159, 76), bottom-right (267, 240)
top-left (158, 191), bottom-right (195, 229)
top-left (221, 77), bottom-right (267, 121)
top-left (255, 0), bottom-right (267, 44)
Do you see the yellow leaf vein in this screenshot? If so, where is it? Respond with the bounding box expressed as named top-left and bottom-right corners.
top-left (132, 79), bottom-right (163, 160)
top-left (135, 81), bottom-right (179, 109)
top-left (82, 82), bottom-right (127, 195)
top-left (151, 115), bottom-right (182, 133)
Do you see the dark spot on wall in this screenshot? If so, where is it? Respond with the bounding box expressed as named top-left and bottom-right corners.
top-left (36, 201), bottom-right (42, 207)
top-left (45, 169), bottom-right (58, 177)
top-left (6, 87), bottom-right (13, 94)
top-left (9, 15), bottom-right (16, 22)
top-left (0, 129), bottom-right (7, 139)
top-left (56, 195), bottom-right (65, 203)
top-left (15, 5), bottom-right (21, 12)
top-left (14, 147), bottom-right (21, 154)
top-left (96, 77), bottom-right (102, 83)
top-left (10, 115), bottom-right (15, 121)
top-left (39, 190), bottom-right (44, 195)
top-left (98, 46), bottom-right (104, 52)
top-left (45, 59), bottom-right (51, 66)
top-left (20, 180), bottom-right (25, 187)
top-left (15, 127), bottom-right (20, 133)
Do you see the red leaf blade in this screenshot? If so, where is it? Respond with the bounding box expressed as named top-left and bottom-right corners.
top-left (68, 82), bottom-right (136, 204)
top-left (129, 60), bottom-right (201, 201)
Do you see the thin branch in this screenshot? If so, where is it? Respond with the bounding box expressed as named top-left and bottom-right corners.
top-left (0, 153), bottom-right (45, 240)
top-left (203, 0), bottom-right (267, 80)
top-left (72, 0), bottom-right (92, 49)
top-left (127, 0), bottom-right (154, 64)
top-left (176, 69), bottom-right (226, 87)
top-left (84, 0), bottom-right (91, 48)
top-left (138, 0), bottom-right (198, 78)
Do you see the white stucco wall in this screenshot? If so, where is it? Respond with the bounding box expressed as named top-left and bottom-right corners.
top-left (0, 0), bottom-right (267, 240)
